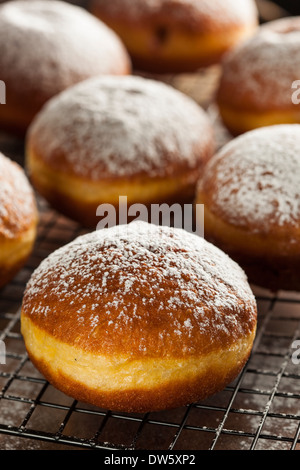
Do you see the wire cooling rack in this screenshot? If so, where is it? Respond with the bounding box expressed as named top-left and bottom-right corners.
top-left (1, 0), bottom-right (300, 450)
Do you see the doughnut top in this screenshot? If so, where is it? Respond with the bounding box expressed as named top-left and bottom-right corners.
top-left (92, 0), bottom-right (258, 31)
top-left (217, 17), bottom-right (300, 110)
top-left (0, 0), bottom-right (130, 101)
top-left (0, 153), bottom-right (37, 239)
top-left (198, 125), bottom-right (300, 232)
top-left (28, 75), bottom-right (214, 180)
top-left (21, 221), bottom-right (257, 359)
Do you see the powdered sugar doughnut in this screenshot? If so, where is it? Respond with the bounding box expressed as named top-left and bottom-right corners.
top-left (217, 17), bottom-right (300, 135)
top-left (0, 153), bottom-right (38, 289)
top-left (26, 75), bottom-right (214, 227)
top-left (0, 0), bottom-right (131, 135)
top-left (89, 0), bottom-right (258, 73)
top-left (196, 124), bottom-right (300, 291)
top-left (21, 221), bottom-right (257, 412)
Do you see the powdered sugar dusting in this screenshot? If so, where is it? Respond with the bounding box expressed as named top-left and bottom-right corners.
top-left (0, 153), bottom-right (36, 238)
top-left (22, 222), bottom-right (256, 355)
top-left (29, 75), bottom-right (212, 179)
top-left (219, 19), bottom-right (300, 108)
top-left (0, 0), bottom-right (129, 98)
top-left (200, 125), bottom-right (300, 230)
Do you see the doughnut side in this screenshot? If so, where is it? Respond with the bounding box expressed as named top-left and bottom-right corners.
top-left (217, 104), bottom-right (300, 137)
top-left (21, 314), bottom-right (256, 412)
top-left (0, 225), bottom-right (37, 289)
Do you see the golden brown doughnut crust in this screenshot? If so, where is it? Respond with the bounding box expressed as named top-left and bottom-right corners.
top-left (0, 0), bottom-right (131, 135)
top-left (90, 0), bottom-right (258, 73)
top-left (196, 124), bottom-right (300, 292)
top-left (217, 17), bottom-right (300, 135)
top-left (26, 75), bottom-right (215, 227)
top-left (0, 153), bottom-right (38, 288)
top-left (21, 222), bottom-right (257, 412)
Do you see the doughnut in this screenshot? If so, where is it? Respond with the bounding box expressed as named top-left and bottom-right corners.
top-left (89, 0), bottom-right (258, 73)
top-left (216, 17), bottom-right (300, 136)
top-left (0, 0), bottom-right (131, 136)
top-left (196, 124), bottom-right (300, 292)
top-left (26, 75), bottom-right (215, 228)
top-left (20, 221), bottom-right (257, 413)
top-left (0, 153), bottom-right (38, 289)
